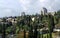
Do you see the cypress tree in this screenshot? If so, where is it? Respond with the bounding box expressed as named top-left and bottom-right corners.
top-left (28, 25), bottom-right (33, 38)
top-left (28, 16), bottom-right (33, 38)
top-left (2, 23), bottom-right (6, 38)
top-left (24, 29), bottom-right (26, 38)
top-left (33, 24), bottom-right (38, 38)
top-left (48, 14), bottom-right (55, 38)
top-left (41, 32), bottom-right (43, 38)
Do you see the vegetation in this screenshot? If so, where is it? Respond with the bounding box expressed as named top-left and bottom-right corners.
top-left (0, 10), bottom-right (60, 38)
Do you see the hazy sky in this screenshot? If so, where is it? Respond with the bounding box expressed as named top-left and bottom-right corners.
top-left (0, 0), bottom-right (60, 17)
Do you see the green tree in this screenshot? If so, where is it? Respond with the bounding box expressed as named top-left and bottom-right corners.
top-left (54, 12), bottom-right (59, 24)
top-left (48, 14), bottom-right (55, 38)
top-left (2, 18), bottom-right (6, 38)
top-left (28, 16), bottom-right (33, 38)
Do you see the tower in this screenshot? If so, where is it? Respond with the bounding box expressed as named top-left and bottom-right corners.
top-left (41, 7), bottom-right (47, 15)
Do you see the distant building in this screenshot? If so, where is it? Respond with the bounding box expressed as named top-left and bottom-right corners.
top-left (21, 12), bottom-right (25, 16)
top-left (41, 7), bottom-right (47, 15)
top-left (48, 12), bottom-right (56, 16)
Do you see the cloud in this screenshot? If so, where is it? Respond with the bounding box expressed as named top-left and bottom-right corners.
top-left (4, 9), bottom-right (12, 13)
top-left (0, 8), bottom-right (12, 17)
top-left (19, 0), bottom-right (30, 4)
top-left (0, 0), bottom-right (60, 17)
top-left (48, 0), bottom-right (60, 11)
top-left (39, 0), bottom-right (49, 3)
top-left (18, 0), bottom-right (60, 14)
top-left (0, 0), bottom-right (22, 17)
top-left (19, 0), bottom-right (31, 11)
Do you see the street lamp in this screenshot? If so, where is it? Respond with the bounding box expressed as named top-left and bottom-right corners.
top-left (32, 17), bottom-right (35, 32)
top-left (28, 17), bottom-right (35, 38)
top-left (32, 17), bottom-right (35, 22)
top-left (32, 17), bottom-right (38, 38)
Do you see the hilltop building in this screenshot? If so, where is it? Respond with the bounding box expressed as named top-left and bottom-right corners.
top-left (41, 7), bottom-right (47, 15)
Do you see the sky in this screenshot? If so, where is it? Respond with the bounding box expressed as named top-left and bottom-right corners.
top-left (0, 0), bottom-right (60, 17)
